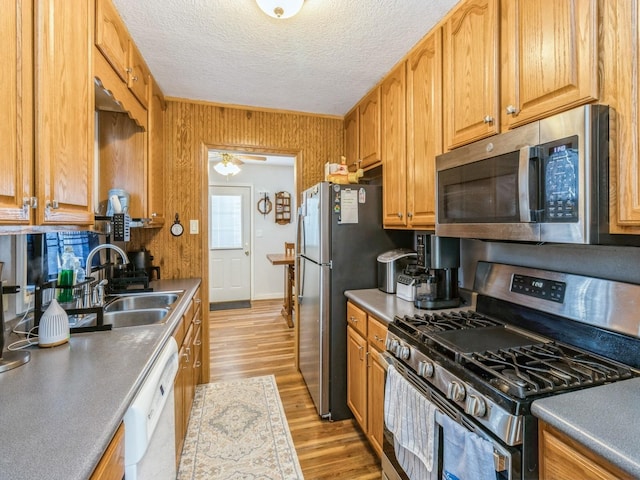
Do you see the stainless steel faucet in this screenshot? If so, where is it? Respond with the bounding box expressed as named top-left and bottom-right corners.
top-left (85, 244), bottom-right (130, 280)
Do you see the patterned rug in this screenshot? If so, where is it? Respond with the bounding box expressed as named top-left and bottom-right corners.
top-left (178, 375), bottom-right (304, 480)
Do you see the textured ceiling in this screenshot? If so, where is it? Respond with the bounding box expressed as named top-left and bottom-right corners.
top-left (111, 0), bottom-right (458, 116)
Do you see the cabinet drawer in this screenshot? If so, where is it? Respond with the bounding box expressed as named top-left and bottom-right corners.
top-left (367, 316), bottom-right (387, 352)
top-left (347, 302), bottom-right (367, 337)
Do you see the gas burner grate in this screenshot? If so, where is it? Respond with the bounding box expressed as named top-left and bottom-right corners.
top-left (464, 342), bottom-right (636, 399)
top-left (399, 310), bottom-right (502, 333)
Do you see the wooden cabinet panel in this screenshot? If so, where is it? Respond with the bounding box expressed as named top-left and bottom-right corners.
top-left (500, 0), bottom-right (598, 130)
top-left (406, 29), bottom-right (441, 229)
top-left (128, 42), bottom-right (151, 108)
top-left (147, 76), bottom-right (166, 225)
top-left (90, 423), bottom-right (125, 480)
top-left (367, 316), bottom-right (387, 353)
top-left (95, 0), bottom-right (129, 81)
top-left (367, 349), bottom-right (386, 457)
top-left (539, 422), bottom-right (633, 480)
top-left (443, 0), bottom-right (499, 149)
top-left (0, 0), bottom-right (32, 224)
top-left (347, 325), bottom-right (368, 429)
top-left (359, 88), bottom-right (381, 168)
top-left (35, 0), bottom-right (94, 225)
top-left (381, 63), bottom-right (408, 228)
top-left (344, 109), bottom-right (359, 170)
top-left (346, 301), bottom-right (367, 337)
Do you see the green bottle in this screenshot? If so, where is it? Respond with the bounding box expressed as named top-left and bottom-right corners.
top-left (57, 247), bottom-right (77, 303)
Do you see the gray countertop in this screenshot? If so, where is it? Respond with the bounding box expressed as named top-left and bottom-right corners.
top-left (346, 288), bottom-right (640, 478)
top-left (344, 288), bottom-right (475, 324)
top-left (532, 378), bottom-right (640, 478)
top-left (0, 278), bottom-right (201, 480)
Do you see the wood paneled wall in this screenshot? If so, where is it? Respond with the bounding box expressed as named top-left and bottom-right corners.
top-left (132, 99), bottom-right (343, 296)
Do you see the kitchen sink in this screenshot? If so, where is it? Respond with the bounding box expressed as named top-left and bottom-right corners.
top-left (104, 292), bottom-right (182, 313)
top-left (103, 308), bottom-right (170, 328)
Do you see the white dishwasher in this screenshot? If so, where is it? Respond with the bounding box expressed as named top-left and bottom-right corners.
top-left (124, 337), bottom-right (179, 480)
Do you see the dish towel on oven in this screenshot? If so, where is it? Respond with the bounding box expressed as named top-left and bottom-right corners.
top-left (384, 365), bottom-right (438, 480)
top-left (438, 411), bottom-right (496, 480)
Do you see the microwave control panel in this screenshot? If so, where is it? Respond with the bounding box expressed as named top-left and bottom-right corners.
top-left (511, 274), bottom-right (566, 303)
top-left (542, 136), bottom-right (579, 222)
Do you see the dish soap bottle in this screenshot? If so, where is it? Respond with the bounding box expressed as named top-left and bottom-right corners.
top-left (57, 247), bottom-right (77, 303)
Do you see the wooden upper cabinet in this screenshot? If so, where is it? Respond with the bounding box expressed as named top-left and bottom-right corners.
top-left (443, 0), bottom-right (499, 150)
top-left (358, 88), bottom-right (382, 168)
top-left (344, 109), bottom-right (359, 170)
top-left (0, 0), bottom-right (33, 225)
top-left (147, 76), bottom-right (166, 226)
top-left (406, 28), bottom-right (442, 229)
top-left (128, 42), bottom-right (151, 108)
top-left (381, 63), bottom-right (407, 228)
top-left (500, 0), bottom-right (598, 130)
top-left (35, 0), bottom-right (94, 225)
top-left (95, 0), bottom-right (129, 81)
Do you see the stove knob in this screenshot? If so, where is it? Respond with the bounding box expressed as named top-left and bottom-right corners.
top-left (465, 395), bottom-right (487, 417)
top-left (447, 381), bottom-right (466, 402)
top-left (386, 338), bottom-right (399, 355)
top-left (399, 344), bottom-right (411, 360)
top-left (417, 360), bottom-right (434, 378)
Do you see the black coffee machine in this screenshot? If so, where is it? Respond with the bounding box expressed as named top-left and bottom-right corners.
top-left (413, 234), bottom-right (460, 309)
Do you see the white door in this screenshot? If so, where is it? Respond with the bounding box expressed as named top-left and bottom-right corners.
top-left (209, 185), bottom-right (251, 303)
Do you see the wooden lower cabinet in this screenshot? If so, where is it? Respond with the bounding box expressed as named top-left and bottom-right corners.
top-left (90, 423), bottom-right (125, 480)
top-left (346, 301), bottom-right (388, 457)
top-left (539, 422), bottom-right (633, 480)
top-left (173, 288), bottom-right (202, 467)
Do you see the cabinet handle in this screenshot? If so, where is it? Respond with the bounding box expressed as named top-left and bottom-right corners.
top-left (349, 316), bottom-right (358, 324)
top-left (194, 317), bottom-right (202, 325)
top-left (132, 75), bottom-right (139, 82)
top-left (194, 360), bottom-right (201, 368)
top-left (397, 212), bottom-right (403, 218)
top-left (407, 212), bottom-right (413, 218)
top-left (483, 115), bottom-right (494, 124)
top-left (126, 67), bottom-right (132, 73)
top-left (46, 200), bottom-right (59, 209)
top-left (194, 339), bottom-right (202, 346)
top-left (366, 350), bottom-right (370, 367)
top-left (358, 345), bottom-right (364, 361)
top-left (194, 298), bottom-right (202, 304)
top-left (151, 212), bottom-right (157, 218)
top-left (374, 334), bottom-right (384, 344)
top-left (181, 352), bottom-right (189, 367)
top-left (506, 105), bottom-right (518, 115)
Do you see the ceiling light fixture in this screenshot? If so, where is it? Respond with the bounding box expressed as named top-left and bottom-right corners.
top-left (213, 161), bottom-right (241, 176)
top-left (256, 0), bottom-right (304, 19)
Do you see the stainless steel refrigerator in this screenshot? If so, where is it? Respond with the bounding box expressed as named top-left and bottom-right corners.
top-left (297, 182), bottom-right (411, 420)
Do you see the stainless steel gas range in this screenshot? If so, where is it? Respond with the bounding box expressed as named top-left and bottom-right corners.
top-left (382, 261), bottom-right (640, 480)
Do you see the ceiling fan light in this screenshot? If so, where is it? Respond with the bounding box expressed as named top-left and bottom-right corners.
top-left (256, 0), bottom-right (304, 19)
top-left (214, 161), bottom-right (241, 176)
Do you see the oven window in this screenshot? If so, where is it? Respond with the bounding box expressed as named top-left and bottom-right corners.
top-left (439, 151), bottom-right (522, 223)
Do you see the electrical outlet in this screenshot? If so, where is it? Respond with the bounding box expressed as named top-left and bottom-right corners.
top-left (189, 219), bottom-right (199, 234)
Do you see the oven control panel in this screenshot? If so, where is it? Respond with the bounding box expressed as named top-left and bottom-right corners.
top-left (511, 274), bottom-right (566, 303)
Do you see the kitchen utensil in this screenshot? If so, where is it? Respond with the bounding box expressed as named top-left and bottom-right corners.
top-left (38, 299), bottom-right (70, 348)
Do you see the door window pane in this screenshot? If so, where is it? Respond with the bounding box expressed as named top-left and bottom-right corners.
top-left (211, 194), bottom-right (242, 249)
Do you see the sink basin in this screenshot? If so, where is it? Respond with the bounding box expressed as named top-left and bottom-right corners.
top-left (103, 308), bottom-right (169, 328)
top-left (104, 292), bottom-right (181, 313)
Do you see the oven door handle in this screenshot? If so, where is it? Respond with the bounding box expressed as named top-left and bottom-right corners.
top-left (518, 145), bottom-right (538, 223)
top-left (380, 351), bottom-right (395, 372)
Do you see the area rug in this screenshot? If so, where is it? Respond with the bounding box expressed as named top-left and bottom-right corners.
top-left (178, 375), bottom-right (304, 480)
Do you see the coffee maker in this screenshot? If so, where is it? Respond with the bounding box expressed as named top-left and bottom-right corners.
top-left (413, 234), bottom-right (460, 309)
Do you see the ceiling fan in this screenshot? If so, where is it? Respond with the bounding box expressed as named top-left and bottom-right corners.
top-left (210, 152), bottom-right (267, 176)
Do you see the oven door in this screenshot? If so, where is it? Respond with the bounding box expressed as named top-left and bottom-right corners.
top-left (435, 121), bottom-right (542, 242)
top-left (382, 354), bottom-right (519, 480)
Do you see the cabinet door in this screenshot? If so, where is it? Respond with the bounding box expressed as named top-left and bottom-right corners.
top-left (128, 42), bottom-right (151, 109)
top-left (501, 0), bottom-right (598, 130)
top-left (95, 0), bottom-right (129, 81)
top-left (367, 349), bottom-right (386, 458)
top-left (443, 0), bottom-right (499, 149)
top-left (0, 0), bottom-right (32, 224)
top-left (359, 88), bottom-right (381, 168)
top-left (539, 422), bottom-right (633, 480)
top-left (347, 326), bottom-right (368, 430)
top-left (90, 423), bottom-right (125, 480)
top-left (147, 76), bottom-right (166, 225)
top-left (344, 109), bottom-right (359, 170)
top-left (35, 0), bottom-right (94, 225)
top-left (406, 29), bottom-right (442, 229)
top-left (381, 63), bottom-right (408, 228)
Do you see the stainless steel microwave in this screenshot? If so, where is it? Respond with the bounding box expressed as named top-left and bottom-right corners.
top-left (435, 104), bottom-right (636, 245)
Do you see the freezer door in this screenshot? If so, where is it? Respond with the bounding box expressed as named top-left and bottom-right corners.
top-left (300, 182), bottom-right (330, 264)
top-left (297, 256), bottom-right (330, 417)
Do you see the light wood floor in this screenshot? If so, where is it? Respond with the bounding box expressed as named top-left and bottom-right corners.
top-left (209, 299), bottom-right (382, 480)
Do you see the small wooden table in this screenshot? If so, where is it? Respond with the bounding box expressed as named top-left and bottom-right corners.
top-left (266, 253), bottom-right (295, 328)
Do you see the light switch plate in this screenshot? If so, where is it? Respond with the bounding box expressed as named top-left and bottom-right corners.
top-left (190, 219), bottom-right (199, 234)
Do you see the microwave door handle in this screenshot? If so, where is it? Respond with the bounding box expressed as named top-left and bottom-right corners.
top-left (518, 146), bottom-right (535, 222)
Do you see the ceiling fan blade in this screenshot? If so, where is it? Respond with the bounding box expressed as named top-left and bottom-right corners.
top-left (238, 155), bottom-right (267, 161)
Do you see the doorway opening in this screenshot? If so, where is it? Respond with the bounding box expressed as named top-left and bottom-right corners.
top-left (207, 148), bottom-right (296, 310)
